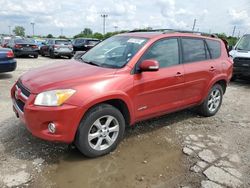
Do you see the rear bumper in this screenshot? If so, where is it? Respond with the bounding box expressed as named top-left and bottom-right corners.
top-left (0, 59), bottom-right (17, 73)
top-left (14, 49), bottom-right (39, 56)
top-left (233, 66), bottom-right (250, 77)
top-left (53, 51), bottom-right (73, 56)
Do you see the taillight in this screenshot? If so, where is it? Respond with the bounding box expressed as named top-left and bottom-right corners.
top-left (6, 50), bottom-right (14, 58)
top-left (15, 44), bottom-right (22, 48)
top-left (53, 45), bottom-right (59, 49)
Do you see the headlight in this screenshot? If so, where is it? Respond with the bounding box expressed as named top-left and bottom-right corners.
top-left (34, 89), bottom-right (76, 106)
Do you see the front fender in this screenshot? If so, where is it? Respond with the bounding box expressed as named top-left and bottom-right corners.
top-left (79, 91), bottom-right (135, 125)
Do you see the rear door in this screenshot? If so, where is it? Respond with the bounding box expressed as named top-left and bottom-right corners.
top-left (133, 38), bottom-right (185, 120)
top-left (180, 37), bottom-right (218, 105)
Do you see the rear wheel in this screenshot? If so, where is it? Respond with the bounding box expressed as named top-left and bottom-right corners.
top-left (198, 84), bottom-right (223, 117)
top-left (75, 104), bottom-right (125, 158)
top-left (49, 50), bottom-right (55, 58)
top-left (34, 54), bottom-right (38, 58)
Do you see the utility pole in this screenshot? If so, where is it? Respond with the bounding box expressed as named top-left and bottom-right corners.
top-left (232, 26), bottom-right (236, 37)
top-left (114, 26), bottom-right (118, 32)
top-left (101, 14), bottom-right (108, 35)
top-left (192, 19), bottom-right (197, 31)
top-left (60, 28), bottom-right (63, 36)
top-left (8, 26), bottom-right (11, 35)
top-left (30, 22), bottom-right (35, 36)
top-left (238, 30), bottom-right (241, 39)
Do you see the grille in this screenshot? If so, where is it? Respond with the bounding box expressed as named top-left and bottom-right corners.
top-left (16, 81), bottom-right (30, 97)
top-left (234, 57), bottom-right (250, 67)
top-left (14, 81), bottom-right (30, 113)
top-left (15, 99), bottom-right (25, 112)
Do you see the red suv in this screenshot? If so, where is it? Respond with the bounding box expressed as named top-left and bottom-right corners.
top-left (11, 31), bottom-right (233, 157)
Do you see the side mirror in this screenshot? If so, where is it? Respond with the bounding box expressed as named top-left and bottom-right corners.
top-left (139, 59), bottom-right (159, 72)
top-left (228, 46), bottom-right (233, 51)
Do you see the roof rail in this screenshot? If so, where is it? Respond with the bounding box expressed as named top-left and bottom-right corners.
top-left (128, 29), bottom-right (218, 38)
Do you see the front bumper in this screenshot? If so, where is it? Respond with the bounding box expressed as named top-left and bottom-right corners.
top-left (233, 66), bottom-right (250, 77)
top-left (11, 83), bottom-right (83, 143)
top-left (0, 59), bottom-right (16, 73)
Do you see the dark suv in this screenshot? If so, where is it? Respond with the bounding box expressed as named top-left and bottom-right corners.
top-left (72, 38), bottom-right (100, 52)
top-left (11, 30), bottom-right (233, 157)
top-left (40, 39), bottom-right (73, 59)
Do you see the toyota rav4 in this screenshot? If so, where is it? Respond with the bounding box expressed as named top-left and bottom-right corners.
top-left (11, 30), bottom-right (233, 157)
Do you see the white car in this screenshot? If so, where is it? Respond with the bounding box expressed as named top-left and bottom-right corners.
top-left (229, 34), bottom-right (250, 80)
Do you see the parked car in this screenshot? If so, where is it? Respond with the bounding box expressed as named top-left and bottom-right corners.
top-left (229, 34), bottom-right (250, 80)
top-left (1, 37), bottom-right (11, 48)
top-left (40, 39), bottom-right (73, 58)
top-left (11, 30), bottom-right (233, 157)
top-left (34, 39), bottom-right (46, 51)
top-left (72, 38), bottom-right (100, 52)
top-left (0, 48), bottom-right (16, 73)
top-left (7, 38), bottom-right (39, 58)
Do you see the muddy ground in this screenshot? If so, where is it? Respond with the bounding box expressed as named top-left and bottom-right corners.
top-left (0, 57), bottom-right (249, 188)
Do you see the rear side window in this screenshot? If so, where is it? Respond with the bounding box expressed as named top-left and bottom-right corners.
top-left (141, 38), bottom-right (179, 68)
top-left (206, 40), bottom-right (221, 59)
top-left (182, 38), bottom-right (207, 63)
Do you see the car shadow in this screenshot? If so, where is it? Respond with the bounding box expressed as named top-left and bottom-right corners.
top-left (0, 110), bottom-right (199, 164)
top-left (230, 79), bottom-right (250, 88)
top-left (0, 109), bottom-right (197, 163)
top-left (0, 73), bottom-right (13, 79)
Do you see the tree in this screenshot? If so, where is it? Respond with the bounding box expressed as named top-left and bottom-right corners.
top-left (59, 35), bottom-right (67, 39)
top-left (82, 28), bottom-right (93, 36)
top-left (46, 34), bottom-right (53, 38)
top-left (92, 32), bottom-right (103, 39)
top-left (13, 26), bottom-right (25, 36)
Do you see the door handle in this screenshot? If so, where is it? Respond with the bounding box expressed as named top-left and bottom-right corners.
top-left (209, 66), bottom-right (216, 71)
top-left (175, 72), bottom-right (183, 77)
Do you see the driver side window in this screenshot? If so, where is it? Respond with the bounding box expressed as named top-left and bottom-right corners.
top-left (141, 38), bottom-right (179, 68)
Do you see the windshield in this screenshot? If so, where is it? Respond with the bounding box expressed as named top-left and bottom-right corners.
top-left (81, 36), bottom-right (148, 68)
top-left (236, 35), bottom-right (250, 51)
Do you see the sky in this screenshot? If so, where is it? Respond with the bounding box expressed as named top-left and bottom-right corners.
top-left (0, 0), bottom-right (249, 37)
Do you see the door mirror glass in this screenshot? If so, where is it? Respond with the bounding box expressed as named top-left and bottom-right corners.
top-left (139, 59), bottom-right (159, 72)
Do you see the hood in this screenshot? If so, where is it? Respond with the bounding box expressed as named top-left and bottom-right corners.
top-left (20, 60), bottom-right (117, 94)
top-left (229, 50), bottom-right (250, 59)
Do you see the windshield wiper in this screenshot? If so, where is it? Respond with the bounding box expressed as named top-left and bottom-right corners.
top-left (81, 59), bottom-right (100, 67)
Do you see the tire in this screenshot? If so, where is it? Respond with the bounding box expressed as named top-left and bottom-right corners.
top-left (68, 55), bottom-right (72, 59)
top-left (231, 75), bottom-right (237, 81)
top-left (75, 104), bottom-right (125, 158)
top-left (34, 54), bottom-right (38, 58)
top-left (40, 51), bottom-right (45, 57)
top-left (49, 50), bottom-right (55, 58)
top-left (198, 84), bottom-right (223, 117)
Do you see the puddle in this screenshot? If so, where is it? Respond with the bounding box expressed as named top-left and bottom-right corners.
top-left (46, 127), bottom-right (187, 188)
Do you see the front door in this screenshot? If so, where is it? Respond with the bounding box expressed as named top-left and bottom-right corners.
top-left (133, 38), bottom-right (185, 120)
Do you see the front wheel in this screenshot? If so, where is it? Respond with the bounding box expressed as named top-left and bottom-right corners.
top-left (198, 84), bottom-right (223, 117)
top-left (75, 104), bottom-right (125, 158)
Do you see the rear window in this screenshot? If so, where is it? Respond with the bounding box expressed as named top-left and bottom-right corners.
top-left (55, 40), bottom-right (71, 45)
top-left (15, 39), bottom-right (34, 43)
top-left (182, 38), bottom-right (207, 63)
top-left (206, 40), bottom-right (221, 59)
